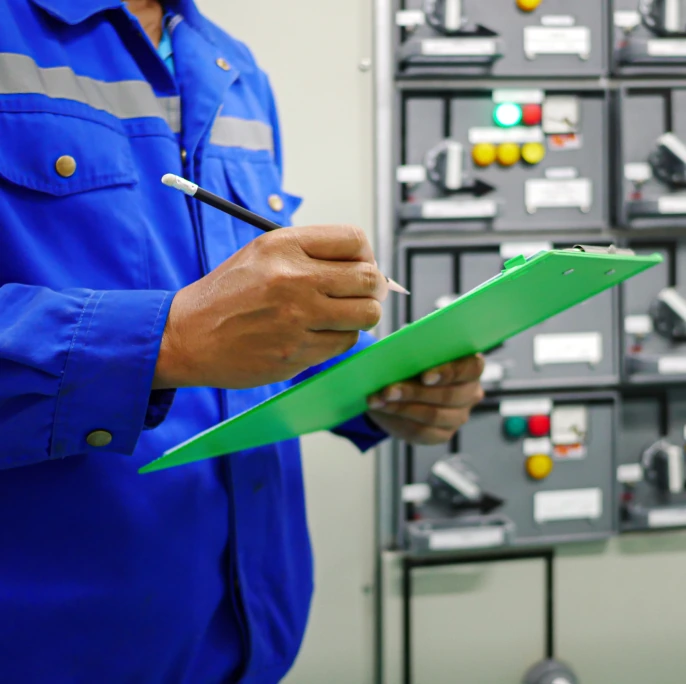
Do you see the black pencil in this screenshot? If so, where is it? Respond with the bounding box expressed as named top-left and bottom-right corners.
top-left (161, 173), bottom-right (409, 294)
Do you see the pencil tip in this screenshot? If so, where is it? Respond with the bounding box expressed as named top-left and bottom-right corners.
top-left (388, 278), bottom-right (410, 295)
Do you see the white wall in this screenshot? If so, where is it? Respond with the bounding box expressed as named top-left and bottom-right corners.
top-left (196, 2), bottom-right (378, 682)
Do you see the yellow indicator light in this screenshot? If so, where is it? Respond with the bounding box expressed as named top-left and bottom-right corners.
top-left (496, 142), bottom-right (521, 167)
top-left (472, 143), bottom-right (497, 167)
top-left (526, 454), bottom-right (554, 481)
top-left (516, 0), bottom-right (542, 12)
top-left (521, 142), bottom-right (546, 165)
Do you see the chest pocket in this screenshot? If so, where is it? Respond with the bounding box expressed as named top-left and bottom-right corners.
top-left (0, 109), bottom-right (147, 290)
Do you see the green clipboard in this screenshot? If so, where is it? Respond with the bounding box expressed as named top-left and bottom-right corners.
top-left (140, 246), bottom-right (662, 474)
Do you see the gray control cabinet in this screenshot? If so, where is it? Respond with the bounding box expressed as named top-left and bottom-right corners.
top-left (400, 88), bottom-right (608, 233)
top-left (615, 85), bottom-right (686, 229)
top-left (396, 0), bottom-right (607, 78)
top-left (402, 393), bottom-right (616, 553)
top-left (400, 238), bottom-right (618, 390)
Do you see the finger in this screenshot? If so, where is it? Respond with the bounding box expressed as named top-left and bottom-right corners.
top-left (315, 261), bottom-right (389, 302)
top-left (309, 296), bottom-right (382, 332)
top-left (370, 380), bottom-right (484, 408)
top-left (366, 411), bottom-right (455, 445)
top-left (367, 402), bottom-right (471, 430)
top-left (421, 354), bottom-right (485, 387)
top-left (293, 224), bottom-right (375, 264)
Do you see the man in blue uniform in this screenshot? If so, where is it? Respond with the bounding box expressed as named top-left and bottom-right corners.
top-left (0, 1), bottom-right (484, 681)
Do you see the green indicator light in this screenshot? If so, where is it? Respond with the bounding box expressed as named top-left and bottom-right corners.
top-left (494, 102), bottom-right (522, 128)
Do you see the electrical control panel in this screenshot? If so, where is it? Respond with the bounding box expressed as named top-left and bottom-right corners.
top-left (615, 86), bottom-right (686, 228)
top-left (622, 240), bottom-right (686, 382)
top-left (401, 238), bottom-right (618, 390)
top-left (401, 393), bottom-right (616, 554)
top-left (396, 0), bottom-right (606, 77)
top-left (612, 0), bottom-right (686, 75)
top-left (399, 88), bottom-right (608, 233)
top-left (617, 389), bottom-right (686, 531)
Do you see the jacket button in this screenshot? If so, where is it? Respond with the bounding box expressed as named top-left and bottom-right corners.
top-left (180, 147), bottom-right (188, 163)
top-left (216, 57), bottom-right (231, 71)
top-left (55, 155), bottom-right (77, 178)
top-left (268, 194), bottom-right (284, 212)
top-left (86, 430), bottom-right (113, 448)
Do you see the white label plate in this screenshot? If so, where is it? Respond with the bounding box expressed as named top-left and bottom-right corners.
top-left (500, 398), bottom-right (552, 417)
top-left (429, 526), bottom-right (506, 551)
top-left (421, 199), bottom-right (497, 219)
top-left (614, 10), bottom-right (641, 30)
top-left (658, 195), bottom-right (686, 214)
top-left (534, 332), bottom-right (603, 366)
top-left (534, 488), bottom-right (602, 523)
top-left (624, 314), bottom-right (653, 336)
top-left (525, 178), bottom-right (592, 213)
top-left (617, 463), bottom-right (644, 484)
top-left (624, 162), bottom-right (652, 183)
top-left (523, 437), bottom-right (552, 456)
top-left (396, 165), bottom-right (427, 184)
top-left (545, 167), bottom-right (578, 180)
top-left (396, 9), bottom-right (426, 26)
top-left (499, 241), bottom-right (552, 259)
top-left (648, 508), bottom-right (686, 528)
top-left (524, 26), bottom-right (591, 58)
top-left (481, 363), bottom-right (505, 383)
top-left (551, 406), bottom-right (588, 445)
top-left (468, 126), bottom-right (544, 145)
top-left (421, 38), bottom-right (497, 56)
top-left (541, 15), bottom-right (575, 27)
top-left (658, 357), bottom-right (686, 375)
top-left (647, 39), bottom-right (686, 57)
top-left (493, 89), bottom-right (544, 104)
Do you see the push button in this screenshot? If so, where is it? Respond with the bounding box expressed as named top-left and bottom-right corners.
top-left (528, 414), bottom-right (551, 438)
top-left (55, 155), bottom-right (77, 178)
top-left (86, 430), bottom-right (113, 448)
top-left (526, 454), bottom-right (553, 480)
top-left (496, 143), bottom-right (521, 167)
top-left (516, 0), bottom-right (542, 11)
top-left (521, 142), bottom-right (546, 165)
top-left (472, 143), bottom-right (497, 167)
top-left (503, 416), bottom-right (527, 439)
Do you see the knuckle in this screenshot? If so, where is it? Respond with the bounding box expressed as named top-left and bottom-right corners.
top-left (360, 300), bottom-right (382, 331)
top-left (279, 301), bottom-right (303, 327)
top-left (358, 262), bottom-right (378, 293)
top-left (344, 224), bottom-right (368, 253)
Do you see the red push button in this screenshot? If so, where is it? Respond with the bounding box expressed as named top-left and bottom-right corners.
top-left (522, 104), bottom-right (542, 126)
top-left (528, 414), bottom-right (550, 437)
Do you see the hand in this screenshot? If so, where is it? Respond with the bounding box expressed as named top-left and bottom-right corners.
top-left (366, 355), bottom-right (485, 445)
top-left (153, 225), bottom-right (388, 389)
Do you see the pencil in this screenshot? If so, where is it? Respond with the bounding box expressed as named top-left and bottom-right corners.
top-left (161, 173), bottom-right (409, 295)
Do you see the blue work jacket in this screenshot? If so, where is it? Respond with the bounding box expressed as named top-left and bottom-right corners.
top-left (0, 1), bottom-right (386, 682)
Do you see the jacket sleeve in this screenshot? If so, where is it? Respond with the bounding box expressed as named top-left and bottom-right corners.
top-left (0, 283), bottom-right (176, 469)
top-left (292, 331), bottom-right (389, 452)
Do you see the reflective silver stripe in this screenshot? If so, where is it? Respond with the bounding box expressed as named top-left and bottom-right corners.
top-left (210, 116), bottom-right (274, 153)
top-left (0, 52), bottom-right (181, 132)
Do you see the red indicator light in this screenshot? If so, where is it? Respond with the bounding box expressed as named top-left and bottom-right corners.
top-left (522, 104), bottom-right (542, 126)
top-left (528, 414), bottom-right (550, 437)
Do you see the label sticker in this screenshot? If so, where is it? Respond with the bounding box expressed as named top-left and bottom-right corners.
top-left (658, 356), bottom-right (686, 375)
top-left (493, 89), bottom-right (544, 104)
top-left (648, 508), bottom-right (686, 528)
top-left (525, 178), bottom-right (592, 213)
top-left (469, 126), bottom-right (543, 145)
top-left (617, 463), bottom-right (644, 484)
top-left (548, 134), bottom-right (582, 151)
top-left (624, 314), bottom-right (653, 336)
top-left (396, 9), bottom-right (426, 27)
top-left (524, 26), bottom-right (591, 59)
top-left (534, 332), bottom-right (602, 366)
top-left (421, 38), bottom-right (498, 56)
top-left (647, 39), bottom-right (686, 57)
top-left (658, 195), bottom-right (686, 215)
top-left (545, 167), bottom-right (579, 180)
top-left (542, 97), bottom-right (580, 135)
top-left (534, 488), bottom-right (602, 523)
top-left (402, 483), bottom-right (431, 503)
top-left (397, 165), bottom-right (427, 184)
top-left (553, 444), bottom-right (587, 459)
top-left (428, 526), bottom-right (506, 551)
top-left (481, 363), bottom-right (505, 383)
top-left (500, 398), bottom-right (552, 417)
top-left (551, 406), bottom-right (588, 445)
top-left (624, 162), bottom-right (652, 183)
top-left (614, 10), bottom-right (641, 29)
top-left (523, 437), bottom-right (552, 456)
top-left (540, 15), bottom-right (575, 27)
top-left (421, 199), bottom-right (497, 219)
top-left (499, 241), bottom-right (552, 259)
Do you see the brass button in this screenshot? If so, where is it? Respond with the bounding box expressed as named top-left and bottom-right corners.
top-left (216, 57), bottom-right (231, 71)
top-left (268, 194), bottom-right (284, 212)
top-left (86, 430), bottom-right (113, 448)
top-left (180, 147), bottom-right (188, 163)
top-left (55, 155), bottom-right (76, 178)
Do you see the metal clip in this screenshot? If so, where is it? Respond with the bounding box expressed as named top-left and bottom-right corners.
top-left (568, 244), bottom-right (636, 256)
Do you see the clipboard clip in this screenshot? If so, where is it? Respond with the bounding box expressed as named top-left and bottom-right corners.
top-left (567, 244), bottom-right (636, 256)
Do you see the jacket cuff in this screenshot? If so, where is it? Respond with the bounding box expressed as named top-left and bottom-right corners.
top-left (51, 290), bottom-right (175, 458)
